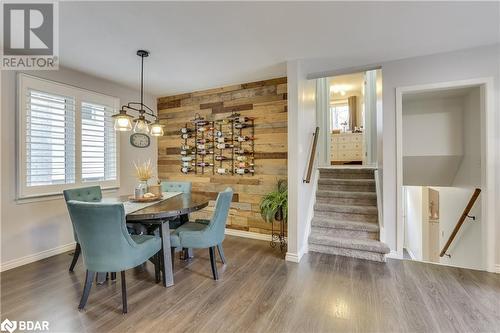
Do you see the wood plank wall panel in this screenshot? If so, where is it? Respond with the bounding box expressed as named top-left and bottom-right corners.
top-left (157, 77), bottom-right (287, 235)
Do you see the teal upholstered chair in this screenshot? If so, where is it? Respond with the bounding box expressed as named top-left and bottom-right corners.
top-left (66, 201), bottom-right (161, 313)
top-left (161, 181), bottom-right (192, 230)
top-left (170, 188), bottom-right (233, 280)
top-left (160, 181), bottom-right (192, 193)
top-left (63, 186), bottom-right (102, 272)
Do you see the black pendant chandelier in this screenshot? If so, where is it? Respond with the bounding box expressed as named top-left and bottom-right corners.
top-left (112, 50), bottom-right (164, 136)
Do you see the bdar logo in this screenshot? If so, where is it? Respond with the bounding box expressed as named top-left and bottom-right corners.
top-left (0, 319), bottom-right (17, 333)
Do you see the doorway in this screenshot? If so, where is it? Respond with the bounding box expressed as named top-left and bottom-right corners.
top-left (315, 69), bottom-right (382, 167)
top-left (396, 79), bottom-right (495, 272)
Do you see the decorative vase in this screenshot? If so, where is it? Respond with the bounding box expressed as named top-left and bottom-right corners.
top-left (135, 180), bottom-right (148, 198)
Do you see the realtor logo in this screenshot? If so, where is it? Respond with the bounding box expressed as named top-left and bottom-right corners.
top-left (1, 1), bottom-right (59, 69)
top-left (0, 319), bottom-right (17, 333)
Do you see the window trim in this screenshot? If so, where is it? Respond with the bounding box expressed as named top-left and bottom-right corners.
top-left (17, 74), bottom-right (121, 199)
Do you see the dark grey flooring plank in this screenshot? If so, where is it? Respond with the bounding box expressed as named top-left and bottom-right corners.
top-left (1, 236), bottom-right (499, 333)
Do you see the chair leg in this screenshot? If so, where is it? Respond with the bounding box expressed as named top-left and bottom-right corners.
top-left (111, 272), bottom-right (116, 281)
top-left (69, 243), bottom-right (81, 272)
top-left (154, 253), bottom-right (161, 283)
top-left (209, 247), bottom-right (218, 280)
top-left (121, 271), bottom-right (127, 314)
top-left (160, 247), bottom-right (166, 285)
top-left (171, 247), bottom-right (176, 271)
top-left (217, 244), bottom-right (226, 264)
top-left (78, 270), bottom-right (95, 310)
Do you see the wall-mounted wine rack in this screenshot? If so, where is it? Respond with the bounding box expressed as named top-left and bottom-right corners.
top-left (180, 113), bottom-right (255, 176)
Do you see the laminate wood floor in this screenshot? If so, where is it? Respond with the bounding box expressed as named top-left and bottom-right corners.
top-left (1, 236), bottom-right (499, 332)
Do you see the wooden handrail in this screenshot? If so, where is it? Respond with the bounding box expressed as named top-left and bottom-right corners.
top-left (303, 127), bottom-right (319, 183)
top-left (439, 188), bottom-right (481, 257)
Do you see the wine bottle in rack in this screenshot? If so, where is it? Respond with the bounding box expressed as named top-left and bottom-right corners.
top-left (217, 137), bottom-right (235, 143)
top-left (193, 119), bottom-right (209, 126)
top-left (181, 127), bottom-right (193, 134)
top-left (216, 143), bottom-right (234, 149)
top-left (198, 149), bottom-right (214, 155)
top-left (235, 148), bottom-right (252, 155)
top-left (215, 155), bottom-right (231, 161)
top-left (236, 135), bottom-right (254, 142)
top-left (181, 133), bottom-right (192, 139)
top-left (235, 168), bottom-right (254, 175)
top-left (216, 168), bottom-right (230, 175)
top-left (235, 116), bottom-right (253, 123)
top-left (182, 161), bottom-right (191, 167)
top-left (193, 162), bottom-right (214, 167)
top-left (196, 143), bottom-right (214, 150)
top-left (196, 138), bottom-right (212, 144)
top-left (180, 148), bottom-right (193, 155)
top-left (236, 155), bottom-right (248, 162)
top-left (197, 125), bottom-right (214, 132)
top-left (181, 166), bottom-right (193, 173)
top-left (181, 156), bottom-right (193, 162)
top-left (237, 162), bottom-right (254, 168)
top-left (234, 122), bottom-right (251, 129)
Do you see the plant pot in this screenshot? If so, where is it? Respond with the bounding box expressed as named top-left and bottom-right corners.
top-left (274, 208), bottom-right (283, 222)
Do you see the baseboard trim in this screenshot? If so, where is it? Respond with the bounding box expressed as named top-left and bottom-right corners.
top-left (385, 250), bottom-right (402, 260)
top-left (285, 252), bottom-right (300, 263)
top-left (0, 242), bottom-right (76, 272)
top-left (224, 228), bottom-right (272, 242)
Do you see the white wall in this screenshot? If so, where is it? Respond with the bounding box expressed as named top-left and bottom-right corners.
top-left (382, 45), bottom-right (499, 268)
top-left (434, 187), bottom-right (483, 270)
top-left (404, 186), bottom-right (423, 260)
top-left (286, 60), bottom-right (317, 262)
top-left (403, 98), bottom-right (464, 157)
top-left (288, 44), bottom-right (499, 268)
top-left (454, 89), bottom-right (482, 187)
top-left (1, 67), bottom-right (157, 270)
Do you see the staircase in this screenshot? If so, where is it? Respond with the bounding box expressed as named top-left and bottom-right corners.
top-left (308, 167), bottom-right (390, 262)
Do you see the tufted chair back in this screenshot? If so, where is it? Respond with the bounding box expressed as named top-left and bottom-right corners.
top-left (63, 186), bottom-right (103, 242)
top-left (160, 181), bottom-right (192, 194)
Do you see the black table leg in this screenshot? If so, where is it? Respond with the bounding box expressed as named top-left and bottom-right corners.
top-left (159, 221), bottom-right (174, 287)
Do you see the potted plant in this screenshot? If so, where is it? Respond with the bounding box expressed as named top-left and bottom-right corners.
top-left (260, 179), bottom-right (288, 252)
top-left (260, 179), bottom-right (288, 223)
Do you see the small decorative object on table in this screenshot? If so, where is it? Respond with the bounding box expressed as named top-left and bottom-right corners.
top-left (260, 179), bottom-right (288, 254)
top-left (134, 159), bottom-right (153, 199)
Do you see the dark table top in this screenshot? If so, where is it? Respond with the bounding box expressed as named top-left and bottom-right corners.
top-left (125, 193), bottom-right (209, 222)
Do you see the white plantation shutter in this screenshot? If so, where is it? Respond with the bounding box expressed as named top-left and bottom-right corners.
top-left (18, 74), bottom-right (120, 199)
top-left (81, 102), bottom-right (117, 182)
top-left (26, 89), bottom-right (76, 186)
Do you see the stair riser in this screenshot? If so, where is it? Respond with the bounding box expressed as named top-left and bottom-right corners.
top-left (308, 244), bottom-right (386, 262)
top-left (319, 172), bottom-right (374, 180)
top-left (317, 184), bottom-right (375, 192)
top-left (315, 196), bottom-right (377, 206)
top-left (314, 211), bottom-right (378, 223)
top-left (310, 226), bottom-right (379, 240)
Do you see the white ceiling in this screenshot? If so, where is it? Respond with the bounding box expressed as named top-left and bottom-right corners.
top-left (59, 2), bottom-right (500, 97)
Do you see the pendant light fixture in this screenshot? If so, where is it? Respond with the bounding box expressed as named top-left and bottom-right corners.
top-left (112, 50), bottom-right (164, 136)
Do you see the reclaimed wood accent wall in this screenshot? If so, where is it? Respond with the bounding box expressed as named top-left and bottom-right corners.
top-left (157, 77), bottom-right (287, 235)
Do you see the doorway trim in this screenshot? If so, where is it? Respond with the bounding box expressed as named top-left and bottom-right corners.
top-left (395, 77), bottom-right (496, 272)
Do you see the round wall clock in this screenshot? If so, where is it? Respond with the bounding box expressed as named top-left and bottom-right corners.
top-left (130, 133), bottom-right (150, 148)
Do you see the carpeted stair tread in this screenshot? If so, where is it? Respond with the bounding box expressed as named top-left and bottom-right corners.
top-left (314, 203), bottom-right (378, 215)
top-left (318, 178), bottom-right (375, 185)
top-left (308, 232), bottom-right (390, 254)
top-left (311, 217), bottom-right (380, 232)
top-left (316, 190), bottom-right (377, 199)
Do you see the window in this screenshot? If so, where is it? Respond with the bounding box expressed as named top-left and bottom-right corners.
top-left (330, 103), bottom-right (349, 130)
top-left (18, 74), bottom-right (120, 198)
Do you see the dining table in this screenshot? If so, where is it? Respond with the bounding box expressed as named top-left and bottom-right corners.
top-left (99, 192), bottom-right (209, 287)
